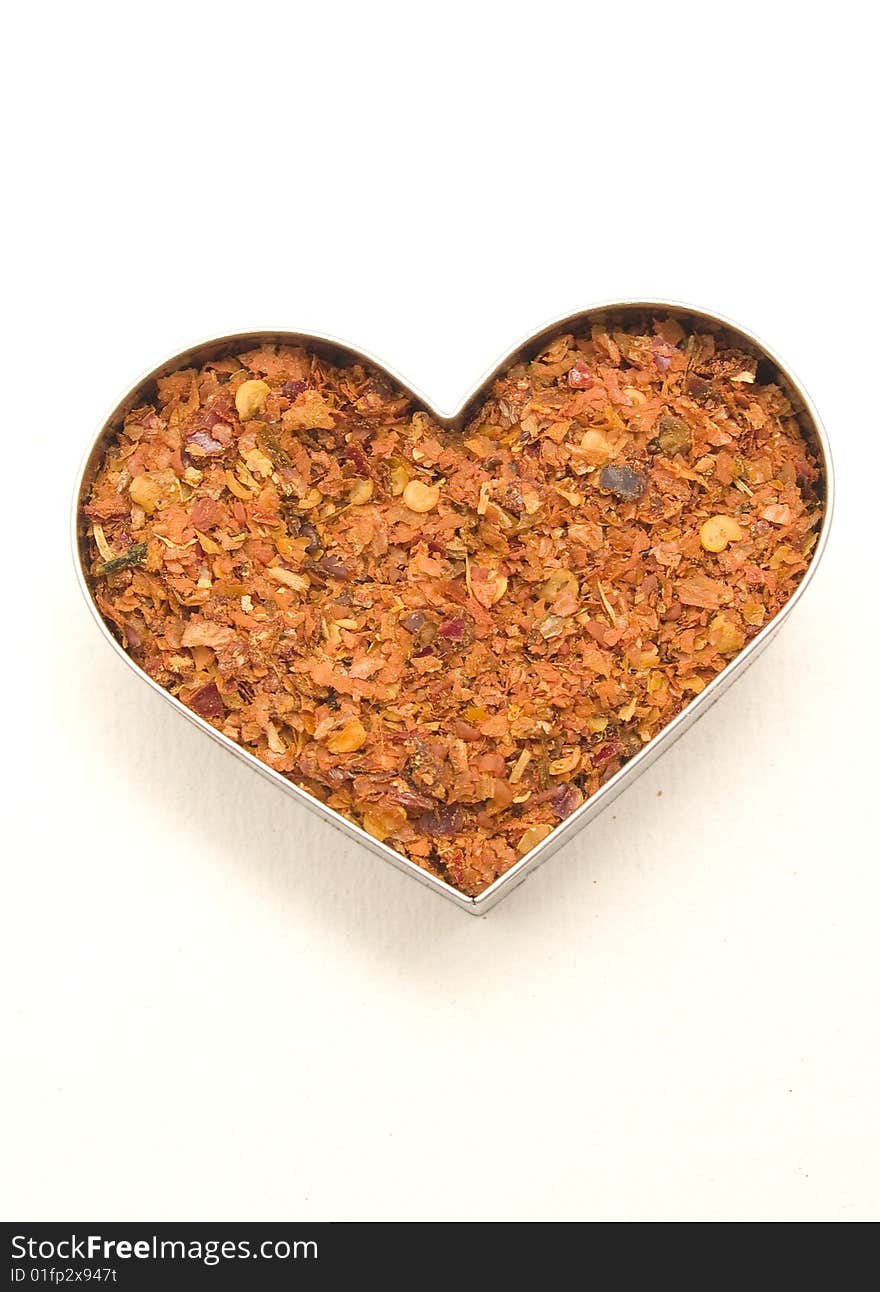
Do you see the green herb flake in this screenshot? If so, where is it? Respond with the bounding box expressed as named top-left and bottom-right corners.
top-left (99, 542), bottom-right (147, 575)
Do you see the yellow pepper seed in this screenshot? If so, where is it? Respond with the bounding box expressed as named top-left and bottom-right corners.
top-left (362, 805), bottom-right (407, 842)
top-left (516, 823), bottom-right (554, 857)
top-left (326, 719), bottom-right (367, 754)
top-left (548, 749), bottom-right (581, 776)
top-left (235, 379), bottom-right (271, 421)
top-left (708, 612), bottom-right (746, 655)
top-left (541, 568), bottom-right (579, 601)
top-left (699, 515), bottom-right (744, 553)
top-left (348, 478), bottom-right (374, 506)
top-left (224, 469), bottom-right (255, 501)
top-left (129, 473), bottom-right (163, 515)
top-left (402, 480), bottom-right (441, 513)
top-left (389, 463), bottom-right (410, 496)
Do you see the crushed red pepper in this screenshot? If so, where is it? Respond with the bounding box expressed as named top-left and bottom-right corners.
top-left (83, 320), bottom-right (824, 895)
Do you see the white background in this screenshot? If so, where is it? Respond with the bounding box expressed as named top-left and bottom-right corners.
top-left (2, 1), bottom-right (877, 1222)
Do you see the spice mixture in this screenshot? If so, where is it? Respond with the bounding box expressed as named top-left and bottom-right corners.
top-left (83, 319), bottom-right (824, 895)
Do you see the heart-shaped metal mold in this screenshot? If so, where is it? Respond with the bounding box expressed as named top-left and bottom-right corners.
top-left (72, 302), bottom-right (834, 913)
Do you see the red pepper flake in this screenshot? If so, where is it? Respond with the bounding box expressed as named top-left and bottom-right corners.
top-left (187, 430), bottom-right (226, 455)
top-left (84, 322), bottom-right (823, 897)
top-left (189, 682), bottom-right (226, 719)
top-left (438, 617), bottom-right (468, 641)
top-left (568, 359), bottom-right (594, 388)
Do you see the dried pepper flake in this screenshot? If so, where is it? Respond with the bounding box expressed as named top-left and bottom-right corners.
top-left (655, 414), bottom-right (692, 457)
top-left (599, 465), bottom-right (647, 501)
top-left (568, 360), bottom-right (594, 389)
top-left (189, 682), bottom-right (226, 719)
top-left (83, 323), bottom-right (823, 897)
